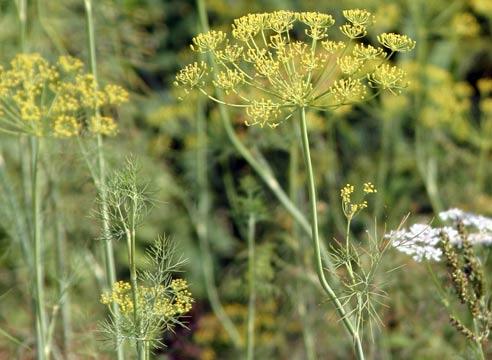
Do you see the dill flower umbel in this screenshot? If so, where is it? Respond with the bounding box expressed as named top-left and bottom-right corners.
top-left (0, 53), bottom-right (128, 137)
top-left (340, 182), bottom-right (377, 220)
top-left (175, 10), bottom-right (414, 127)
top-left (101, 278), bottom-right (194, 340)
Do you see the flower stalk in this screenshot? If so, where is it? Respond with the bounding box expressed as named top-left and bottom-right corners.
top-left (299, 107), bottom-right (364, 360)
top-left (30, 136), bottom-right (47, 360)
top-left (246, 213), bottom-right (256, 360)
top-left (83, 1), bottom-right (124, 359)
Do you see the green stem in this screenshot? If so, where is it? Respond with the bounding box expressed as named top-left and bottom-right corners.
top-left (415, 125), bottom-right (443, 213)
top-left (194, 0), bottom-right (312, 238)
top-left (374, 117), bottom-right (392, 219)
top-left (84, 1), bottom-right (124, 358)
top-left (17, 0), bottom-right (27, 51)
top-left (0, 151), bottom-right (32, 266)
top-left (299, 107), bottom-right (364, 360)
top-left (289, 142), bottom-right (316, 360)
top-left (30, 136), bottom-right (47, 360)
top-left (195, 97), bottom-right (242, 347)
top-left (246, 214), bottom-right (256, 360)
top-left (127, 227), bottom-right (143, 358)
top-left (475, 138), bottom-right (487, 194)
top-left (51, 184), bottom-right (72, 356)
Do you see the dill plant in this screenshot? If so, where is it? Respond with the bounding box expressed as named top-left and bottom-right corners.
top-left (0, 53), bottom-right (126, 359)
top-left (97, 159), bottom-right (193, 359)
top-left (80, 1), bottom-right (130, 358)
top-left (176, 9), bottom-right (415, 359)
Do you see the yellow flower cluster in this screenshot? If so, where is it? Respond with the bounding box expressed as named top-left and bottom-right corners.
top-left (377, 33), bottom-right (416, 52)
top-left (175, 10), bottom-right (414, 128)
top-left (194, 301), bottom-right (287, 357)
top-left (101, 281), bottom-right (134, 313)
top-left (403, 63), bottom-right (473, 140)
top-left (368, 64), bottom-right (408, 94)
top-left (451, 12), bottom-right (480, 38)
top-left (0, 53), bottom-right (128, 137)
top-left (100, 279), bottom-right (193, 319)
top-left (340, 182), bottom-right (377, 219)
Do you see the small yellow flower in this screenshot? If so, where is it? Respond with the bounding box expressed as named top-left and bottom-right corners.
top-left (89, 115), bottom-right (118, 136)
top-left (330, 78), bottom-right (366, 103)
top-left (340, 24), bottom-right (367, 39)
top-left (105, 84), bottom-right (129, 105)
top-left (337, 56), bottom-right (363, 75)
top-left (53, 115), bottom-right (80, 137)
top-left (245, 99), bottom-right (281, 128)
top-left (173, 61), bottom-right (208, 93)
top-left (353, 43), bottom-right (385, 60)
top-left (340, 182), bottom-right (376, 219)
top-left (213, 68), bottom-right (244, 93)
top-left (377, 33), bottom-right (416, 52)
top-left (363, 182), bottom-right (377, 193)
top-left (321, 40), bottom-right (346, 53)
top-left (477, 78), bottom-right (492, 96)
top-left (58, 55), bottom-right (84, 73)
top-left (451, 12), bottom-right (480, 38)
top-left (343, 9), bottom-right (375, 26)
top-left (191, 30), bottom-right (227, 53)
top-left (368, 64), bottom-right (408, 94)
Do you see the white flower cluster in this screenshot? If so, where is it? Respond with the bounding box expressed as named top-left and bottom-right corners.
top-left (387, 209), bottom-right (492, 262)
top-left (439, 208), bottom-right (492, 232)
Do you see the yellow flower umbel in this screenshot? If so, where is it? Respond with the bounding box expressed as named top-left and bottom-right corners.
top-left (101, 279), bottom-right (193, 340)
top-left (175, 10), bottom-right (415, 128)
top-left (0, 53), bottom-right (128, 137)
top-left (340, 182), bottom-right (377, 221)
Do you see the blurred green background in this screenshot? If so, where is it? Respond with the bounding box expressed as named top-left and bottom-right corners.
top-left (0, 0), bottom-right (491, 358)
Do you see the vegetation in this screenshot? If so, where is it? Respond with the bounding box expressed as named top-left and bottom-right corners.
top-left (0, 0), bottom-right (491, 359)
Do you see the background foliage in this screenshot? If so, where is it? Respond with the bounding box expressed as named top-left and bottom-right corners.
top-left (0, 0), bottom-right (491, 358)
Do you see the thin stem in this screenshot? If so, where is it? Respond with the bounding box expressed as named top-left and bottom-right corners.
top-left (30, 136), bottom-right (47, 360)
top-left (415, 125), bottom-right (443, 213)
top-left (289, 141), bottom-right (316, 360)
top-left (84, 1), bottom-right (124, 358)
top-left (473, 319), bottom-right (485, 360)
top-left (374, 117), bottom-right (392, 219)
top-left (51, 182), bottom-right (72, 357)
top-left (16, 0), bottom-right (27, 52)
top-left (0, 151), bottom-right (32, 266)
top-left (195, 94), bottom-right (242, 347)
top-left (299, 107), bottom-right (364, 360)
top-left (246, 214), bottom-right (256, 360)
top-left (194, 0), bottom-right (312, 238)
top-left (475, 137), bottom-right (488, 193)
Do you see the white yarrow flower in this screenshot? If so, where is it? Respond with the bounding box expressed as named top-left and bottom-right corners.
top-left (387, 208), bottom-right (492, 262)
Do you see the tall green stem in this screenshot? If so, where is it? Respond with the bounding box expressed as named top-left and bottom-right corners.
top-left (374, 117), bottom-right (392, 219)
top-left (476, 137), bottom-right (488, 194)
top-left (246, 214), bottom-right (256, 360)
top-left (410, 0), bottom-right (443, 215)
top-left (289, 141), bottom-right (316, 360)
top-left (16, 0), bottom-right (27, 51)
top-left (299, 107), bottom-right (364, 360)
top-left (195, 98), bottom-right (242, 347)
top-left (51, 184), bottom-right (72, 356)
top-left (30, 136), bottom-right (47, 360)
top-left (84, 1), bottom-right (124, 358)
top-left (195, 0), bottom-right (311, 238)
top-left (126, 216), bottom-right (143, 359)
